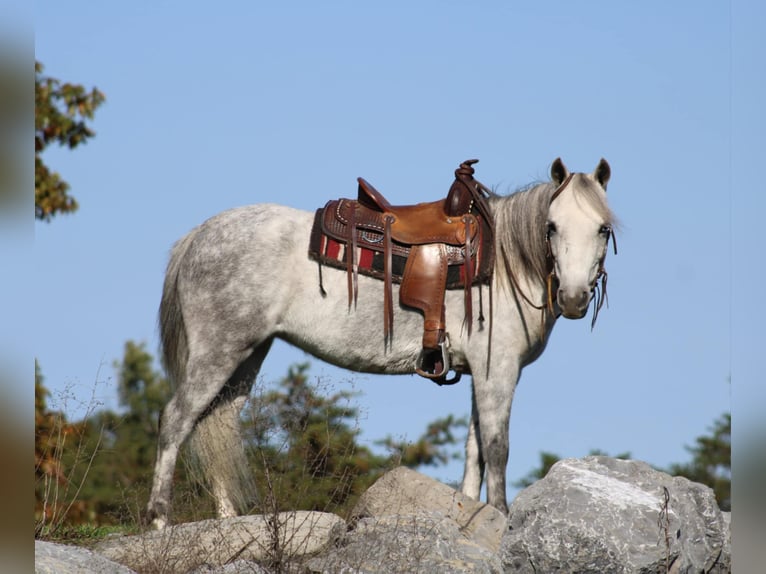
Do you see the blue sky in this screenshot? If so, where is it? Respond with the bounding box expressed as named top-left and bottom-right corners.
top-left (34, 2), bottom-right (761, 499)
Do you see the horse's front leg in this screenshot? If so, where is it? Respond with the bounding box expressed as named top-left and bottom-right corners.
top-left (461, 383), bottom-right (484, 500)
top-left (472, 368), bottom-right (519, 514)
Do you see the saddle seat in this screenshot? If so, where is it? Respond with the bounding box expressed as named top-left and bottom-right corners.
top-left (356, 177), bottom-right (479, 245)
top-left (308, 159), bottom-right (495, 385)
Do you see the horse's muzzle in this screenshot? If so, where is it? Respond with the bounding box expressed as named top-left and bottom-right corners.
top-left (557, 287), bottom-right (591, 319)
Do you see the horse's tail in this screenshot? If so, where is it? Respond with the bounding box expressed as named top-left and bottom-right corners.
top-left (159, 231), bottom-right (197, 388)
top-left (159, 228), bottom-right (257, 516)
top-left (189, 396), bottom-right (257, 516)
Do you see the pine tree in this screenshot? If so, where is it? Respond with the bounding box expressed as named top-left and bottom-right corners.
top-left (243, 363), bottom-right (468, 516)
top-left (243, 363), bottom-right (387, 515)
top-left (667, 413), bottom-right (730, 511)
top-left (35, 349), bottom-right (468, 527)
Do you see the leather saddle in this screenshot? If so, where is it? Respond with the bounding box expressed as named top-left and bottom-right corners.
top-left (308, 159), bottom-right (494, 384)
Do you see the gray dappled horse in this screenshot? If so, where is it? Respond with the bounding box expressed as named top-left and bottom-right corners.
top-left (147, 158), bottom-right (617, 528)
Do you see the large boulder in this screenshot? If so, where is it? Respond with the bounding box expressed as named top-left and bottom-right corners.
top-left (500, 456), bottom-right (731, 573)
top-left (35, 540), bottom-right (136, 574)
top-left (306, 512), bottom-right (502, 573)
top-left (94, 511), bottom-right (344, 573)
top-left (305, 466), bottom-right (506, 572)
top-left (351, 465), bottom-right (506, 553)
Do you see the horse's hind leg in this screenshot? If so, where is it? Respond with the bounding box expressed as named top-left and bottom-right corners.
top-left (147, 343), bottom-right (262, 529)
top-left (189, 339), bottom-right (273, 518)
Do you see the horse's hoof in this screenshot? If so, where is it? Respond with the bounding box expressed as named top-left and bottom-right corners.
top-left (150, 517), bottom-right (168, 530)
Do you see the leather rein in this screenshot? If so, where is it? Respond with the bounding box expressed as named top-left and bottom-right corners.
top-left (503, 173), bottom-right (617, 329)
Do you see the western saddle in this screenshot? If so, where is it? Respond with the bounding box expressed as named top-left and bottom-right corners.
top-left (308, 159), bottom-right (494, 384)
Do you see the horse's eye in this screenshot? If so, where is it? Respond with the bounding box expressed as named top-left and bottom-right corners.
top-left (546, 222), bottom-right (557, 237)
top-left (599, 225), bottom-right (612, 236)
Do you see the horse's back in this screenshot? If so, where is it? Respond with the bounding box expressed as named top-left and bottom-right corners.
top-left (168, 203), bottom-right (316, 344)
top-left (177, 203), bottom-right (314, 270)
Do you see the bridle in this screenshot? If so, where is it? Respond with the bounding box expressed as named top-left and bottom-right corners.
top-left (505, 173), bottom-right (617, 329)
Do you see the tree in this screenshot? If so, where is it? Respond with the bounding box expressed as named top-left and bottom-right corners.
top-left (243, 363), bottom-right (468, 516)
top-left (667, 413), bottom-right (730, 511)
top-left (75, 341), bottom-right (173, 522)
top-left (35, 61), bottom-right (105, 221)
top-left (35, 361), bottom-right (96, 535)
top-left (35, 347), bottom-right (468, 529)
top-left (35, 361), bottom-right (67, 529)
top-left (513, 414), bottom-right (731, 512)
top-left (114, 340), bottom-right (171, 460)
top-left (36, 341), bottom-right (176, 529)
top-left (376, 414), bottom-right (468, 468)
top-left (244, 363), bottom-right (387, 514)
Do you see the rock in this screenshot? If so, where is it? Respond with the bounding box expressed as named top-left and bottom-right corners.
top-left (306, 512), bottom-right (503, 574)
top-left (35, 540), bottom-right (136, 574)
top-left (187, 559), bottom-right (272, 573)
top-left (352, 466), bottom-right (506, 552)
top-left (304, 467), bottom-right (505, 573)
top-left (94, 511), bottom-right (345, 573)
top-left (500, 456), bottom-right (731, 573)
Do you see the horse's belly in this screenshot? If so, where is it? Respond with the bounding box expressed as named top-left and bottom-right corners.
top-left (277, 268), bottom-right (426, 375)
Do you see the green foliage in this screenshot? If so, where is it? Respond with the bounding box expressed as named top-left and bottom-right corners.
top-left (515, 414), bottom-right (731, 512)
top-left (667, 413), bottom-right (730, 511)
top-left (36, 351), bottom-right (467, 531)
top-left (512, 451), bottom-right (564, 489)
top-left (113, 340), bottom-right (171, 465)
top-left (376, 414), bottom-right (468, 468)
top-left (35, 61), bottom-right (105, 221)
top-left (82, 341), bottom-right (173, 521)
top-left (244, 363), bottom-right (387, 515)
top-left (36, 341), bottom-right (175, 533)
top-left (35, 361), bottom-right (104, 535)
top-left (242, 363), bottom-right (469, 517)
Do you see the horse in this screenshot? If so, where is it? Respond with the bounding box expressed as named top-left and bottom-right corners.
top-left (147, 157), bottom-right (617, 528)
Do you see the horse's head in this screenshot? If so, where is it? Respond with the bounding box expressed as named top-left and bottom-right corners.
top-left (546, 158), bottom-right (615, 321)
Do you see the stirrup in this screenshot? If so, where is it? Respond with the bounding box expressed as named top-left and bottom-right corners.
top-left (415, 339), bottom-right (462, 386)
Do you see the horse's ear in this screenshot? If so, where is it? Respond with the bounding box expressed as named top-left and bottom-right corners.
top-left (593, 158), bottom-right (611, 191)
top-left (551, 157), bottom-right (569, 185)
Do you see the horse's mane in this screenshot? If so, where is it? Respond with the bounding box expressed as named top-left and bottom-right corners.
top-left (490, 182), bottom-right (556, 291)
top-left (490, 174), bottom-right (615, 290)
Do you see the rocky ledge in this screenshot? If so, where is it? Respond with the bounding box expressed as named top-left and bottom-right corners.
top-left (36, 456), bottom-right (731, 573)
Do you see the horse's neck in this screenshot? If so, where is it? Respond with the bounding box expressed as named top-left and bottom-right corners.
top-left (490, 189), bottom-right (557, 348)
top-left (498, 268), bottom-right (552, 321)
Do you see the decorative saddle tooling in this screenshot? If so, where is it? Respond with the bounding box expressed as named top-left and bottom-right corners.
top-left (308, 160), bottom-right (495, 385)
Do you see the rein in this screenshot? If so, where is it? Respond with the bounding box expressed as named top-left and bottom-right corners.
top-left (587, 227), bottom-right (617, 328)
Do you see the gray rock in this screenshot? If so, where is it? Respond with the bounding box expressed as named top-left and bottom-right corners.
top-left (187, 559), bottom-right (272, 573)
top-left (94, 511), bottom-right (345, 573)
top-left (307, 512), bottom-right (503, 573)
top-left (352, 466), bottom-right (506, 552)
top-left (500, 456), bottom-right (731, 573)
top-left (35, 540), bottom-right (136, 574)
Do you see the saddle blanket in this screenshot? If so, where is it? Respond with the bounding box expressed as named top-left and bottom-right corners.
top-left (308, 207), bottom-right (488, 289)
